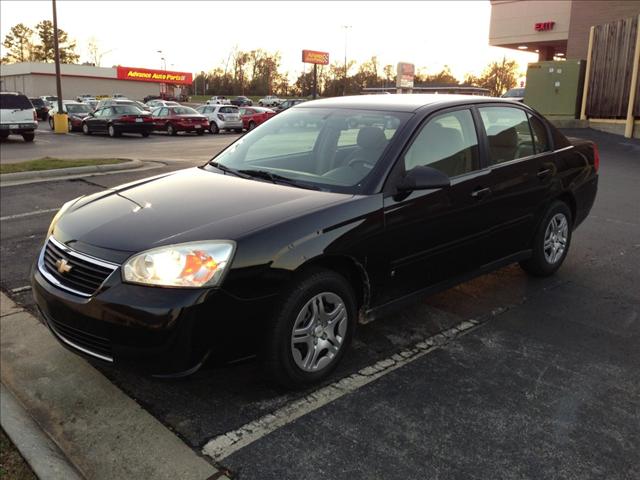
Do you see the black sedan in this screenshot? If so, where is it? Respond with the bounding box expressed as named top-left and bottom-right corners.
top-left (81, 105), bottom-right (154, 137)
top-left (32, 95), bottom-right (598, 388)
top-left (29, 97), bottom-right (49, 120)
top-left (230, 96), bottom-right (253, 106)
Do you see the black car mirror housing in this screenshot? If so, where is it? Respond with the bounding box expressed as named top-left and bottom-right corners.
top-left (397, 166), bottom-right (451, 192)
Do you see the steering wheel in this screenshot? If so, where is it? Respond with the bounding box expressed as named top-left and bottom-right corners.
top-left (348, 158), bottom-right (373, 169)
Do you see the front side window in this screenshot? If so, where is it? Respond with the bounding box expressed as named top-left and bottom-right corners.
top-left (209, 107), bottom-right (410, 193)
top-left (479, 106), bottom-right (534, 164)
top-left (403, 109), bottom-right (479, 177)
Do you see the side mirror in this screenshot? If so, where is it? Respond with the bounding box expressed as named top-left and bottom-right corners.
top-left (397, 166), bottom-right (450, 192)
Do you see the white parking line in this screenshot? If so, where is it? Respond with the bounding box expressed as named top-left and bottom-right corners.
top-left (0, 208), bottom-right (58, 221)
top-left (201, 312), bottom-right (500, 462)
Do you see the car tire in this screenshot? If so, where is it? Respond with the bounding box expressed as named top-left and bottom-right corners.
top-left (520, 200), bottom-right (573, 277)
top-left (22, 132), bottom-right (35, 142)
top-left (67, 120), bottom-right (72, 132)
top-left (49, 117), bottom-right (55, 130)
top-left (108, 124), bottom-right (119, 138)
top-left (248, 121), bottom-right (257, 131)
top-left (82, 122), bottom-right (91, 135)
top-left (167, 124), bottom-right (177, 136)
top-left (209, 122), bottom-right (219, 134)
top-left (141, 131), bottom-right (150, 138)
top-left (234, 128), bottom-right (243, 133)
top-left (263, 268), bottom-right (356, 389)
top-left (196, 130), bottom-right (204, 135)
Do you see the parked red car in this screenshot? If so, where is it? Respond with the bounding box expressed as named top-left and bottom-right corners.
top-left (239, 106), bottom-right (276, 131)
top-left (150, 106), bottom-right (209, 135)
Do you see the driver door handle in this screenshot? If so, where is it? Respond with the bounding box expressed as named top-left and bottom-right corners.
top-left (471, 187), bottom-right (492, 199)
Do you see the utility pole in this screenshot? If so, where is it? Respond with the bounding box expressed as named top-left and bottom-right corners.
top-left (51, 0), bottom-right (67, 133)
top-left (342, 25), bottom-right (351, 96)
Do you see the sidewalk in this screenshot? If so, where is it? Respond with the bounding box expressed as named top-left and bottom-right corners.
top-left (0, 292), bottom-right (227, 480)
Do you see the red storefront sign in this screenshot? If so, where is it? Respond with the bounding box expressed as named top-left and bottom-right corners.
top-left (534, 21), bottom-right (555, 32)
top-left (116, 66), bottom-right (193, 85)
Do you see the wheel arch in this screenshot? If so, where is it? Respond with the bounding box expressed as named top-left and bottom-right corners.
top-left (295, 254), bottom-right (371, 312)
top-left (556, 191), bottom-right (577, 227)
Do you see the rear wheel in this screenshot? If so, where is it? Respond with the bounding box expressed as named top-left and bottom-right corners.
top-left (234, 128), bottom-right (243, 133)
top-left (22, 132), bottom-right (35, 142)
top-left (520, 201), bottom-right (572, 277)
top-left (209, 122), bottom-right (219, 134)
top-left (167, 124), bottom-right (177, 136)
top-left (82, 122), bottom-right (91, 135)
top-left (248, 121), bottom-right (257, 131)
top-left (263, 268), bottom-right (356, 389)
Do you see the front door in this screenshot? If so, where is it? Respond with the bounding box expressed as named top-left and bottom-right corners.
top-left (380, 107), bottom-right (497, 304)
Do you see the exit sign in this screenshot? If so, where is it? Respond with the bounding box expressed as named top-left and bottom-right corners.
top-left (535, 21), bottom-right (555, 31)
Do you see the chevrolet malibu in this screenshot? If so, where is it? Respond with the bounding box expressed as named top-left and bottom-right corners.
top-left (32, 95), bottom-right (598, 388)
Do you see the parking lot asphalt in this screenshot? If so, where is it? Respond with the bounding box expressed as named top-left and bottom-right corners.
top-left (1, 128), bottom-right (638, 479)
top-left (0, 120), bottom-right (241, 163)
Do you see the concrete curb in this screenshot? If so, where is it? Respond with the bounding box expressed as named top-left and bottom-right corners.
top-left (0, 160), bottom-right (167, 187)
top-left (1, 384), bottom-right (84, 480)
top-left (0, 292), bottom-right (226, 480)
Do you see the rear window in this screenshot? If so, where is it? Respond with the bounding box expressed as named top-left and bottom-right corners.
top-left (112, 105), bottom-right (143, 114)
top-left (219, 106), bottom-right (238, 113)
top-left (1, 94), bottom-right (33, 110)
top-left (173, 107), bottom-right (198, 115)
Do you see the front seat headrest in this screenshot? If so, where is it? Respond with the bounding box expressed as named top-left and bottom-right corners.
top-left (357, 127), bottom-right (387, 150)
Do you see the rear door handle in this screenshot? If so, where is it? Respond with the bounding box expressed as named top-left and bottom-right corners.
top-left (537, 168), bottom-right (552, 179)
top-left (471, 187), bottom-right (492, 199)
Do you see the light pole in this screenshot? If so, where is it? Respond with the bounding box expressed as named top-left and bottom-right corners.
top-left (342, 25), bottom-right (351, 96)
top-left (51, 0), bottom-right (67, 133)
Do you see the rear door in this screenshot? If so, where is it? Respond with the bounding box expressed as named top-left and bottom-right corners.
top-left (474, 105), bottom-right (556, 261)
top-left (380, 107), bottom-right (497, 303)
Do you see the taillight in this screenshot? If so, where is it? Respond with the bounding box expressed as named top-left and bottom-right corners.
top-left (119, 115), bottom-right (135, 122)
top-left (217, 114), bottom-right (224, 120)
top-left (593, 143), bottom-right (600, 172)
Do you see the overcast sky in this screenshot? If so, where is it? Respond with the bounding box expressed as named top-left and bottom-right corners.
top-left (0, 1), bottom-right (537, 81)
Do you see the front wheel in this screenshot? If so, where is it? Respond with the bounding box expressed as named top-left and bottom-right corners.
top-left (209, 122), bottom-right (219, 134)
top-left (167, 124), bottom-right (177, 136)
top-left (108, 124), bottom-right (119, 138)
top-left (141, 131), bottom-right (150, 138)
top-left (520, 201), bottom-right (572, 277)
top-left (248, 121), bottom-right (257, 131)
top-left (82, 122), bottom-right (91, 135)
top-left (263, 269), bottom-right (356, 389)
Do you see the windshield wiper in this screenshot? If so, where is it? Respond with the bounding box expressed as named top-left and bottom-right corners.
top-left (208, 161), bottom-right (249, 178)
top-left (237, 169), bottom-right (320, 190)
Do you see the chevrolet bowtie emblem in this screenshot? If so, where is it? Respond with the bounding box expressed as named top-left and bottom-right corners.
top-left (55, 258), bottom-right (72, 274)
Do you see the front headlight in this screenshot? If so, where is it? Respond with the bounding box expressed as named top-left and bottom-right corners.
top-left (47, 197), bottom-right (81, 237)
top-left (122, 241), bottom-right (235, 288)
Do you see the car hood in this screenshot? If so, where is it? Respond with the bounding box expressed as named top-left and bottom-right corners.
top-left (54, 167), bottom-right (351, 259)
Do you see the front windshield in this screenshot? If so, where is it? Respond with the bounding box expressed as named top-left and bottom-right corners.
top-left (209, 107), bottom-right (410, 193)
top-left (66, 104), bottom-right (92, 114)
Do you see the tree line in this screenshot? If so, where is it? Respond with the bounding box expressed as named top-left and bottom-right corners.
top-left (1, 21), bottom-right (519, 97)
top-left (1, 22), bottom-right (79, 64)
top-left (191, 49), bottom-right (520, 98)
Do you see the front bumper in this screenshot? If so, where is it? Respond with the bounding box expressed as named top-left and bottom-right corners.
top-left (31, 249), bottom-right (274, 375)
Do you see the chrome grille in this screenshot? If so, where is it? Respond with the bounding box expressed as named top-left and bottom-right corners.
top-left (39, 237), bottom-right (118, 297)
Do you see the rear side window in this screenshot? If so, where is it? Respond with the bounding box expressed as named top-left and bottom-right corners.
top-left (479, 106), bottom-right (535, 164)
top-left (0, 94), bottom-right (33, 110)
top-left (404, 109), bottom-right (479, 177)
top-left (528, 114), bottom-right (550, 153)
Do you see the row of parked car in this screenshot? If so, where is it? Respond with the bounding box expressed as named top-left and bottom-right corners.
top-left (2, 91), bottom-right (308, 142)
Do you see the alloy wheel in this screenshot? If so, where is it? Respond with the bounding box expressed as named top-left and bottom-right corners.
top-left (290, 292), bottom-right (348, 372)
top-left (543, 213), bottom-right (568, 264)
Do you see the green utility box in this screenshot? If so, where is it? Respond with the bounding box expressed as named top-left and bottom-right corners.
top-left (524, 60), bottom-right (586, 118)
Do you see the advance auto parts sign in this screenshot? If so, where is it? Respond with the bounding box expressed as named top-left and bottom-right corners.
top-left (116, 67), bottom-right (193, 85)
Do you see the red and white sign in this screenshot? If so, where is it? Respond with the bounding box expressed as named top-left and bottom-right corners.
top-left (396, 62), bottom-right (415, 89)
top-left (302, 50), bottom-right (329, 65)
top-left (535, 21), bottom-right (555, 32)
top-left (116, 66), bottom-right (193, 85)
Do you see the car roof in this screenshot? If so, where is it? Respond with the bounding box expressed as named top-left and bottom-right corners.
top-left (1, 92), bottom-right (26, 96)
top-left (298, 94), bottom-right (518, 112)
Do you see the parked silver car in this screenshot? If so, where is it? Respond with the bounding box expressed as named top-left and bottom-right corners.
top-left (194, 104), bottom-right (243, 134)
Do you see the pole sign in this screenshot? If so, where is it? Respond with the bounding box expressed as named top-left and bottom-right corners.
top-left (116, 66), bottom-right (193, 85)
top-left (302, 50), bottom-right (330, 65)
top-left (396, 62), bottom-right (415, 89)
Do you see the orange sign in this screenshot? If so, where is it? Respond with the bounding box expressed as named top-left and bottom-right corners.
top-left (116, 66), bottom-right (193, 85)
top-left (302, 50), bottom-right (329, 65)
